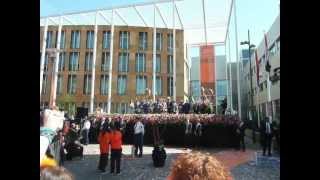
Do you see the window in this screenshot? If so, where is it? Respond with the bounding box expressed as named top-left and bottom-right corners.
top-left (269, 44), bottom-right (276, 57)
top-left (69, 52), bottom-right (79, 71)
top-left (57, 75), bottom-right (63, 95)
top-left (156, 76), bottom-right (162, 96)
top-left (58, 53), bottom-right (65, 71)
top-left (117, 75), bottom-right (127, 95)
top-left (44, 53), bottom-right (49, 71)
top-left (67, 74), bottom-right (77, 95)
top-left (117, 103), bottom-right (127, 114)
top-left (136, 76), bottom-right (147, 95)
top-left (100, 75), bottom-right (109, 95)
top-left (156, 54), bottom-right (161, 73)
top-left (119, 31), bottom-right (129, 49)
top-left (55, 31), bottom-right (65, 49)
top-left (46, 31), bottom-right (53, 48)
top-left (167, 33), bottom-right (173, 53)
top-left (101, 52), bottom-right (110, 72)
top-left (83, 74), bottom-right (92, 95)
top-left (136, 53), bottom-right (146, 72)
top-left (156, 33), bottom-right (162, 51)
top-left (86, 31), bottom-right (94, 49)
top-left (118, 53), bottom-right (129, 72)
top-left (167, 55), bottom-right (173, 74)
top-left (167, 77), bottom-right (173, 96)
top-left (42, 74), bottom-right (48, 95)
top-left (103, 31), bottom-right (111, 49)
top-left (276, 38), bottom-right (280, 52)
top-left (70, 30), bottom-right (80, 49)
top-left (85, 52), bottom-right (93, 72)
top-left (139, 32), bottom-right (147, 50)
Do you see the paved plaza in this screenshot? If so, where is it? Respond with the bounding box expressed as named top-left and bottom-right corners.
top-left (64, 142), bottom-right (280, 180)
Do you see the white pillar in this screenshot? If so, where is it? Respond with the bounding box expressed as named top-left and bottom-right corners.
top-left (40, 18), bottom-right (48, 99)
top-left (152, 6), bottom-right (156, 102)
top-left (90, 12), bottom-right (98, 113)
top-left (173, 0), bottom-right (177, 101)
top-left (228, 35), bottom-right (233, 111)
top-left (234, 0), bottom-right (242, 120)
top-left (51, 16), bottom-right (63, 107)
top-left (225, 45), bottom-right (229, 111)
top-left (107, 10), bottom-right (115, 114)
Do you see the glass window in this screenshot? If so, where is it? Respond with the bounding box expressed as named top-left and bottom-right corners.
top-left (42, 74), bottom-right (48, 95)
top-left (57, 75), bottom-right (63, 95)
top-left (136, 53), bottom-right (146, 72)
top-left (44, 53), bottom-right (49, 71)
top-left (120, 31), bottom-right (129, 49)
top-left (103, 31), bottom-right (111, 49)
top-left (269, 44), bottom-right (276, 57)
top-left (276, 38), bottom-right (280, 52)
top-left (156, 33), bottom-right (162, 51)
top-left (60, 31), bottom-right (65, 49)
top-left (117, 75), bottom-right (127, 95)
top-left (167, 55), bottom-right (173, 74)
top-left (216, 80), bottom-right (228, 97)
top-left (83, 74), bottom-right (92, 95)
top-left (156, 54), bottom-right (161, 73)
top-left (70, 30), bottom-right (80, 49)
top-left (67, 74), bottom-right (77, 95)
top-left (156, 76), bottom-right (162, 96)
top-left (167, 77), bottom-right (173, 96)
top-left (85, 52), bottom-right (93, 72)
top-left (46, 31), bottom-right (53, 48)
top-left (100, 75), bottom-right (109, 95)
top-left (136, 76), bottom-right (147, 95)
top-left (86, 31), bottom-right (94, 49)
top-left (101, 52), bottom-right (110, 72)
top-left (58, 53), bottom-right (65, 71)
top-left (69, 52), bottom-right (79, 71)
top-left (139, 32), bottom-right (147, 50)
top-left (167, 33), bottom-right (173, 53)
top-left (118, 53), bottom-right (129, 72)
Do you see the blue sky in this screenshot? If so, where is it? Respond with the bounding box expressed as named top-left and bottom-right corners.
top-left (41, 0), bottom-right (279, 59)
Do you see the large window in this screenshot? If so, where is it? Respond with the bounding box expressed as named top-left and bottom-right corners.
top-left (167, 77), bottom-right (173, 96)
top-left (69, 52), bottom-right (79, 71)
top-left (156, 54), bottom-right (161, 73)
top-left (42, 74), bottom-right (48, 95)
top-left (156, 76), bottom-right (162, 96)
top-left (101, 52), bottom-right (110, 72)
top-left (136, 76), bottom-right (147, 95)
top-left (46, 31), bottom-right (53, 48)
top-left (118, 53), bottom-right (129, 72)
top-left (86, 31), bottom-right (94, 49)
top-left (58, 53), bottom-right (65, 71)
top-left (136, 53), bottom-right (146, 72)
top-left (56, 31), bottom-right (65, 49)
top-left (276, 38), bottom-right (280, 52)
top-left (67, 75), bottom-right (77, 95)
top-left (117, 75), bottom-right (127, 95)
top-left (44, 53), bottom-right (49, 71)
top-left (156, 33), bottom-right (162, 51)
top-left (119, 31), bottom-right (129, 49)
top-left (57, 75), bottom-right (63, 95)
top-left (103, 31), bottom-right (111, 49)
top-left (100, 75), bottom-right (109, 95)
top-left (167, 33), bottom-right (173, 53)
top-left (85, 52), bottom-right (93, 72)
top-left (83, 74), bottom-right (92, 95)
top-left (139, 32), bottom-right (147, 50)
top-left (269, 44), bottom-right (276, 57)
top-left (167, 55), bottom-right (173, 74)
top-left (70, 30), bottom-right (80, 49)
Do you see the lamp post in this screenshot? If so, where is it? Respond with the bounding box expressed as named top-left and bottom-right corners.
top-left (241, 30), bottom-right (256, 143)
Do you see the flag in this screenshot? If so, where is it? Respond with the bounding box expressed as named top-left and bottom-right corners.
top-left (264, 33), bottom-right (271, 73)
top-left (254, 50), bottom-right (260, 84)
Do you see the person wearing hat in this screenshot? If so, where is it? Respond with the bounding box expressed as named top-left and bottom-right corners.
top-left (260, 116), bottom-right (274, 156)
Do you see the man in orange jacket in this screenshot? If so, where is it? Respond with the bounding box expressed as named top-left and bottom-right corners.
top-left (97, 123), bottom-right (111, 173)
top-left (110, 121), bottom-right (122, 175)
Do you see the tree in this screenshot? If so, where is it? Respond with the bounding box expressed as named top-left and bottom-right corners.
top-left (56, 95), bottom-right (75, 116)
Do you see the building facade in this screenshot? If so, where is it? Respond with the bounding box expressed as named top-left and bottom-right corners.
top-left (40, 25), bottom-right (186, 114)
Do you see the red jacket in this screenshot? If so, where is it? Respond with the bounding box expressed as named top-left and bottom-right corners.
top-left (98, 132), bottom-right (111, 154)
top-left (110, 131), bottom-right (122, 150)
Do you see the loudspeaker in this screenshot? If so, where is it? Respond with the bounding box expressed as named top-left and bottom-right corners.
top-left (76, 107), bottom-right (88, 119)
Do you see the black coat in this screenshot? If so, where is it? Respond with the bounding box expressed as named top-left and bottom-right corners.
top-left (260, 120), bottom-right (274, 137)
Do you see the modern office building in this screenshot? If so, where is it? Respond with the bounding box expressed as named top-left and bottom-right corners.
top-left (243, 14), bottom-right (280, 122)
top-left (40, 25), bottom-right (187, 114)
top-left (215, 55), bottom-right (227, 113)
top-left (190, 57), bottom-right (201, 101)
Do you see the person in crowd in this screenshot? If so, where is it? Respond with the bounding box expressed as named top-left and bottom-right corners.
top-left (183, 100), bottom-right (191, 114)
top-left (40, 166), bottom-right (74, 180)
top-left (97, 123), bottom-right (111, 174)
top-left (260, 116), bottom-right (274, 156)
top-left (83, 119), bottom-right (91, 145)
top-left (184, 119), bottom-right (193, 149)
top-left (167, 152), bottom-right (232, 180)
top-left (58, 130), bottom-right (66, 166)
top-left (134, 118), bottom-right (145, 157)
top-left (236, 120), bottom-right (247, 152)
top-left (194, 119), bottom-right (203, 148)
top-left (110, 121), bottom-right (123, 175)
top-left (167, 97), bottom-right (173, 114)
top-left (65, 123), bottom-right (83, 160)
